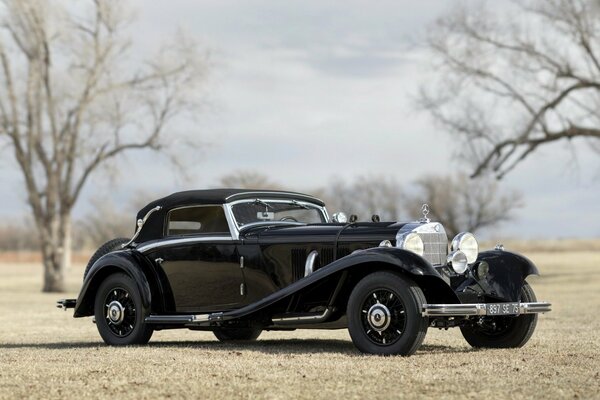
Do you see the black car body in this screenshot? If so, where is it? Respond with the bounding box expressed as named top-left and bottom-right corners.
top-left (58, 189), bottom-right (551, 355)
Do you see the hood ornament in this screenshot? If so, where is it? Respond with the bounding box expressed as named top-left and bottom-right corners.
top-left (420, 203), bottom-right (430, 223)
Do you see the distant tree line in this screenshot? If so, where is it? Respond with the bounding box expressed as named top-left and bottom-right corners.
top-left (0, 170), bottom-right (522, 252)
top-left (220, 170), bottom-right (523, 239)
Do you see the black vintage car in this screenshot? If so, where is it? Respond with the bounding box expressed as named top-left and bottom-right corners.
top-left (58, 189), bottom-right (551, 355)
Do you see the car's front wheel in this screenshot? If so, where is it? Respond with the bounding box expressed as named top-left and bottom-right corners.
top-left (347, 271), bottom-right (428, 356)
top-left (94, 273), bottom-right (153, 346)
top-left (460, 282), bottom-right (538, 348)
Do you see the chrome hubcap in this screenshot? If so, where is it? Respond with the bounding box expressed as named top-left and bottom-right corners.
top-left (107, 301), bottom-right (125, 325)
top-left (367, 303), bottom-right (391, 332)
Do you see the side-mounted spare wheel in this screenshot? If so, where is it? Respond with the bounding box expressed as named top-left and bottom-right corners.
top-left (94, 273), bottom-right (153, 345)
top-left (84, 238), bottom-right (130, 279)
top-left (460, 282), bottom-right (538, 348)
top-left (347, 271), bottom-right (428, 356)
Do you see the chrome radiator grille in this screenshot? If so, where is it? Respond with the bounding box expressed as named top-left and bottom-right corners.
top-left (418, 232), bottom-right (448, 265)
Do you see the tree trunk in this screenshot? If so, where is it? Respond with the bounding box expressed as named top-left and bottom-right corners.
top-left (41, 213), bottom-right (72, 293)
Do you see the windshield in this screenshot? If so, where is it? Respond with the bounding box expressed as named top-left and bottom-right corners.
top-left (231, 200), bottom-right (326, 227)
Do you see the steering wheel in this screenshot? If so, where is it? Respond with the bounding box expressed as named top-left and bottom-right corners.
top-left (280, 216), bottom-right (298, 222)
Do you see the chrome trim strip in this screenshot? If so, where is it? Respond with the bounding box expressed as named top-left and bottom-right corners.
top-left (137, 236), bottom-right (234, 253)
top-left (145, 314), bottom-right (210, 324)
top-left (223, 203), bottom-right (240, 240)
top-left (421, 302), bottom-right (552, 317)
top-left (271, 308), bottom-right (333, 325)
top-left (124, 205), bottom-right (162, 248)
top-left (225, 191), bottom-right (325, 204)
top-left (224, 198), bottom-right (329, 238)
top-left (519, 302), bottom-right (553, 314)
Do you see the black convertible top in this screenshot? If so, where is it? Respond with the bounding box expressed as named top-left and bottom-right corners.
top-left (138, 189), bottom-right (325, 215)
top-left (134, 189), bottom-right (326, 243)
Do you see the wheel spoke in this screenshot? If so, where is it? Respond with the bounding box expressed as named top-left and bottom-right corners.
top-left (104, 287), bottom-right (136, 338)
top-left (361, 288), bottom-right (406, 346)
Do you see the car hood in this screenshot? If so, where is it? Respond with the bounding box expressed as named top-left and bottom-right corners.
top-left (241, 222), bottom-right (412, 243)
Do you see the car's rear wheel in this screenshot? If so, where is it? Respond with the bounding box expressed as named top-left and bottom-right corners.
top-left (213, 326), bottom-right (262, 341)
top-left (347, 271), bottom-right (428, 356)
top-left (84, 238), bottom-right (130, 279)
top-left (94, 273), bottom-right (153, 346)
top-left (460, 282), bottom-right (538, 348)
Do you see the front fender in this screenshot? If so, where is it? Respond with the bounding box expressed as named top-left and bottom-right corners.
top-left (460, 250), bottom-right (540, 302)
top-left (221, 247), bottom-right (458, 320)
top-left (337, 247), bottom-right (442, 277)
top-left (73, 251), bottom-right (152, 317)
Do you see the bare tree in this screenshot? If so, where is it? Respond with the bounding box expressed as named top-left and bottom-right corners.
top-left (77, 198), bottom-right (134, 249)
top-left (421, 0), bottom-right (600, 179)
top-left (219, 171), bottom-right (283, 189)
top-left (319, 175), bottom-right (404, 221)
top-left (405, 174), bottom-right (523, 238)
top-left (0, 0), bottom-right (208, 291)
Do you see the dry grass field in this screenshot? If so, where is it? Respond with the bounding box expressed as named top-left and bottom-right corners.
top-left (1, 247), bottom-right (599, 399)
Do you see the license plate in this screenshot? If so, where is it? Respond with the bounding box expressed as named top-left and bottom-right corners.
top-left (486, 303), bottom-right (520, 316)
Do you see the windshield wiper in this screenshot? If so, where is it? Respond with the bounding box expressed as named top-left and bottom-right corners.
top-left (254, 198), bottom-right (273, 210)
top-left (291, 200), bottom-right (310, 209)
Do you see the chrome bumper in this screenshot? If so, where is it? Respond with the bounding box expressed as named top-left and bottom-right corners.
top-left (422, 302), bottom-right (552, 317)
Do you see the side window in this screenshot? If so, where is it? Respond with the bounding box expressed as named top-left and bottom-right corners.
top-left (167, 206), bottom-right (230, 236)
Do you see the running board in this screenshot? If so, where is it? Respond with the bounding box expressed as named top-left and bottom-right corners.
top-left (271, 308), bottom-right (332, 326)
top-left (145, 312), bottom-right (226, 325)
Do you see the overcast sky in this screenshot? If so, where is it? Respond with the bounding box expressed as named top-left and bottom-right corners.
top-left (0, 1), bottom-right (599, 239)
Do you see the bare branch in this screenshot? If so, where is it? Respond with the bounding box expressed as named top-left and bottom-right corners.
top-left (422, 0), bottom-right (600, 178)
top-left (405, 174), bottom-right (523, 238)
top-left (0, 0), bottom-right (209, 291)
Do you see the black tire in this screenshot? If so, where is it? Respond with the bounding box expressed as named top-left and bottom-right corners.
top-left (347, 271), bottom-right (428, 356)
top-left (94, 273), bottom-right (153, 346)
top-left (84, 238), bottom-right (130, 280)
top-left (460, 282), bottom-right (538, 348)
top-left (213, 326), bottom-right (262, 342)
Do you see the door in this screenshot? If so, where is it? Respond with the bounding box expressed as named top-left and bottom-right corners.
top-left (151, 205), bottom-right (244, 312)
top-left (158, 241), bottom-right (243, 312)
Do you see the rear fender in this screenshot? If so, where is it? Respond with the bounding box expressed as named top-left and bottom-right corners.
top-left (73, 251), bottom-right (153, 317)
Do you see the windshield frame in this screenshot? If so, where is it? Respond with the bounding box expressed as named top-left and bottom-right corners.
top-left (224, 198), bottom-right (330, 239)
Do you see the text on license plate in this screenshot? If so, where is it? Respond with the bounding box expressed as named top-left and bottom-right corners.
top-left (486, 303), bottom-right (520, 315)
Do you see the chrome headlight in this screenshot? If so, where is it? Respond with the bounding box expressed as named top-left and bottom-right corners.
top-left (451, 232), bottom-right (479, 264)
top-left (447, 250), bottom-right (468, 274)
top-left (396, 232), bottom-right (424, 257)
